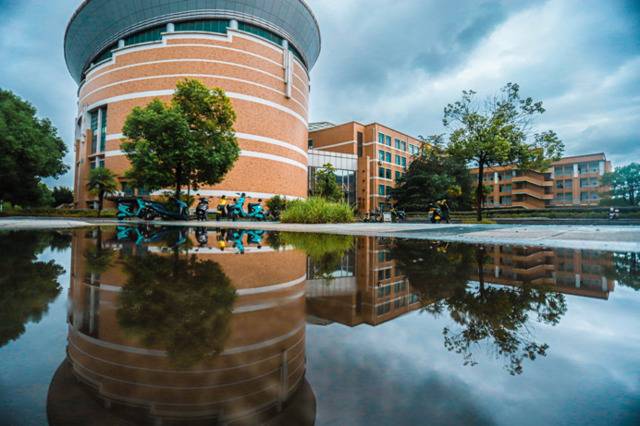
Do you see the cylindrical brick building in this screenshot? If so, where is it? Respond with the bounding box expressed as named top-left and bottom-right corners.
top-left (64, 0), bottom-right (321, 208)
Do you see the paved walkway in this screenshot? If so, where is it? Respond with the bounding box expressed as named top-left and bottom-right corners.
top-left (1, 217), bottom-right (639, 252)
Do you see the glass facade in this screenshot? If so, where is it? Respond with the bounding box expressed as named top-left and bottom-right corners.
top-left (176, 19), bottom-right (229, 33)
top-left (124, 26), bottom-right (164, 46)
top-left (99, 107), bottom-right (107, 152)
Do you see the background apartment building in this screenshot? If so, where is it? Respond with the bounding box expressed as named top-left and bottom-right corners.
top-left (308, 121), bottom-right (422, 213)
top-left (470, 153), bottom-right (612, 209)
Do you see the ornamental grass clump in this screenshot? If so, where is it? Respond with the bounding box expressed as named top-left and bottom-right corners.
top-left (280, 197), bottom-right (354, 224)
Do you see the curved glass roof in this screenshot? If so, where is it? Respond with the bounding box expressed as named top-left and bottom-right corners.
top-left (64, 0), bottom-right (322, 83)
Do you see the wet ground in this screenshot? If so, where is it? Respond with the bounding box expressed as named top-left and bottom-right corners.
top-left (0, 225), bottom-right (638, 425)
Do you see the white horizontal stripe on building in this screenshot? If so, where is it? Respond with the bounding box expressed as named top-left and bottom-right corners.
top-left (103, 148), bottom-right (307, 171)
top-left (106, 132), bottom-right (306, 158)
top-left (236, 275), bottom-right (307, 296)
top-left (240, 150), bottom-right (307, 171)
top-left (85, 89), bottom-right (307, 126)
top-left (187, 190), bottom-right (303, 200)
top-left (314, 140), bottom-right (355, 150)
top-left (79, 73), bottom-right (308, 115)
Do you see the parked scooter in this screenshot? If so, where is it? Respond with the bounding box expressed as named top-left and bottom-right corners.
top-left (247, 199), bottom-right (268, 221)
top-left (391, 207), bottom-right (406, 222)
top-left (608, 207), bottom-right (620, 220)
top-left (195, 197), bottom-right (209, 221)
top-left (145, 198), bottom-right (190, 221)
top-left (117, 198), bottom-right (151, 220)
top-left (428, 203), bottom-right (443, 224)
top-left (228, 193), bottom-right (247, 220)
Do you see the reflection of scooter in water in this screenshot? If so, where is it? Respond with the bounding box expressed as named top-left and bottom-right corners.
top-left (217, 229), bottom-right (228, 251)
top-left (246, 230), bottom-right (265, 249)
top-left (230, 229), bottom-right (245, 254)
top-left (195, 227), bottom-right (209, 247)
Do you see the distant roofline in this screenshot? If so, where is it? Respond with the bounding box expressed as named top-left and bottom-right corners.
top-left (309, 120), bottom-right (423, 143)
top-left (556, 152), bottom-right (607, 161)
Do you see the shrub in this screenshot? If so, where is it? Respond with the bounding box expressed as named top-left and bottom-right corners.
top-left (0, 208), bottom-right (117, 218)
top-left (266, 195), bottom-right (288, 220)
top-left (280, 197), bottom-right (355, 224)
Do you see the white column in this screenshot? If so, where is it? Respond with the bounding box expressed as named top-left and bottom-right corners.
top-left (601, 277), bottom-right (608, 291)
top-left (494, 172), bottom-right (498, 184)
top-left (229, 19), bottom-right (238, 30)
top-left (573, 163), bottom-right (579, 178)
top-left (282, 39), bottom-right (292, 99)
top-left (166, 22), bottom-right (175, 32)
top-left (575, 274), bottom-right (581, 288)
top-left (117, 39), bottom-right (125, 48)
top-left (599, 161), bottom-right (605, 176)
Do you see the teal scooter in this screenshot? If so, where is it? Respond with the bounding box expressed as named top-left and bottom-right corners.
top-left (144, 198), bottom-right (190, 221)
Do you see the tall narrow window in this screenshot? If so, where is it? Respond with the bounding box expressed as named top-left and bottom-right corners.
top-left (357, 132), bottom-right (363, 157)
top-left (99, 107), bottom-right (107, 152)
top-left (90, 110), bottom-right (99, 154)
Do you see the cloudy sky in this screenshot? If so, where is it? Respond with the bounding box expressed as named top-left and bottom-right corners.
top-left (1, 0), bottom-right (638, 187)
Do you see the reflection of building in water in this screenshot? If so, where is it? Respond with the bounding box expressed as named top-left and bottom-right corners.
top-left (477, 246), bottom-right (616, 299)
top-left (306, 237), bottom-right (421, 327)
top-left (306, 238), bottom-right (619, 328)
top-left (49, 228), bottom-right (314, 425)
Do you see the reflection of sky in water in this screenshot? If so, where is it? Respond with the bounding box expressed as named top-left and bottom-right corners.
top-left (0, 229), bottom-right (639, 425)
top-left (306, 287), bottom-right (640, 426)
top-left (0, 247), bottom-right (70, 426)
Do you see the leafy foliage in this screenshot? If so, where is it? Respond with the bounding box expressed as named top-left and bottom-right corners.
top-left (122, 79), bottom-right (240, 197)
top-left (0, 231), bottom-right (68, 347)
top-left (392, 136), bottom-right (472, 211)
top-left (87, 168), bottom-right (118, 216)
top-left (444, 83), bottom-right (564, 220)
top-left (607, 252), bottom-right (640, 291)
top-left (602, 163), bottom-right (640, 206)
top-left (52, 186), bottom-right (74, 206)
top-left (312, 163), bottom-right (343, 202)
top-left (0, 89), bottom-right (68, 206)
top-left (280, 197), bottom-right (355, 224)
top-left (117, 250), bottom-right (237, 368)
top-left (266, 195), bottom-right (288, 220)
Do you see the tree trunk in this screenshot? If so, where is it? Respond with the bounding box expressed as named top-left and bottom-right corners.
top-left (175, 166), bottom-right (182, 200)
top-left (476, 161), bottom-right (484, 222)
top-left (477, 246), bottom-right (486, 299)
top-left (98, 190), bottom-right (104, 217)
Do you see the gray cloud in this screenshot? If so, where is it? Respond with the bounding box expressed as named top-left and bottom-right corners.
top-left (0, 0), bottom-right (637, 190)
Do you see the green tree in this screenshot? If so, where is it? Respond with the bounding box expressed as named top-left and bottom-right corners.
top-left (602, 163), bottom-right (640, 206)
top-left (122, 79), bottom-right (240, 198)
top-left (444, 83), bottom-right (565, 220)
top-left (0, 89), bottom-right (68, 206)
top-left (87, 168), bottom-right (118, 217)
top-left (392, 135), bottom-right (472, 211)
top-left (312, 163), bottom-right (343, 201)
top-left (117, 249), bottom-right (237, 368)
top-left (52, 186), bottom-right (74, 206)
top-left (0, 231), bottom-right (67, 347)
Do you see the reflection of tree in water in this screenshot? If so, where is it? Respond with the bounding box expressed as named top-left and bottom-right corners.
top-left (608, 252), bottom-right (640, 291)
top-left (83, 228), bottom-right (115, 277)
top-left (0, 231), bottom-right (69, 347)
top-left (117, 249), bottom-right (237, 368)
top-left (392, 240), bottom-right (567, 375)
top-left (278, 232), bottom-right (354, 281)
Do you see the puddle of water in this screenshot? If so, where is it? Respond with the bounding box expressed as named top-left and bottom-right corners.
top-left (0, 226), bottom-right (638, 425)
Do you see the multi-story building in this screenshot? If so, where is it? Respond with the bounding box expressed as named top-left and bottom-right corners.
top-left (64, 0), bottom-right (321, 208)
top-left (308, 121), bottom-right (423, 213)
top-left (470, 153), bottom-right (612, 209)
